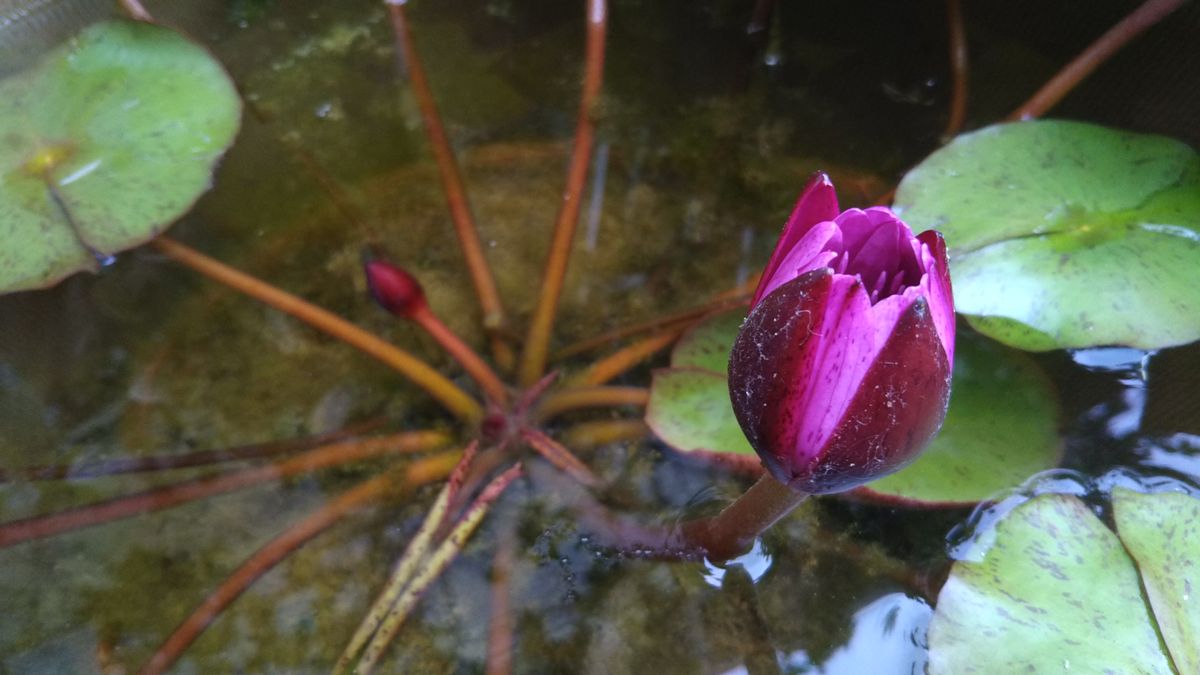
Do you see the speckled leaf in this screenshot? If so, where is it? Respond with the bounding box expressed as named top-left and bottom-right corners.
top-left (670, 309), bottom-right (745, 374)
top-left (928, 493), bottom-right (1174, 674)
top-left (859, 332), bottom-right (1061, 506)
top-left (645, 368), bottom-right (755, 457)
top-left (894, 120), bottom-right (1200, 351)
top-left (0, 20), bottom-right (241, 294)
top-left (1113, 487), bottom-right (1200, 673)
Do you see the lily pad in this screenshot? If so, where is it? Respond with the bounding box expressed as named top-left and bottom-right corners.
top-left (929, 489), bottom-right (1200, 673)
top-left (857, 331), bottom-right (1061, 506)
top-left (1112, 487), bottom-right (1200, 672)
top-left (894, 120), bottom-right (1200, 351)
top-left (0, 20), bottom-right (241, 294)
top-left (646, 310), bottom-right (1061, 505)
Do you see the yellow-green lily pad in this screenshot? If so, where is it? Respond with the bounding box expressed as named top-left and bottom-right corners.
top-left (930, 488), bottom-right (1200, 673)
top-left (0, 20), bottom-right (241, 294)
top-left (646, 311), bottom-right (1061, 504)
top-left (894, 120), bottom-right (1200, 351)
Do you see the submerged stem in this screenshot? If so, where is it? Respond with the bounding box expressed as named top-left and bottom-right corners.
top-left (534, 386), bottom-right (649, 421)
top-left (385, 1), bottom-right (512, 368)
top-left (517, 0), bottom-right (608, 386)
top-left (942, 0), bottom-right (968, 139)
top-left (152, 237), bottom-right (483, 424)
top-left (137, 451), bottom-right (461, 675)
top-left (1007, 0), bottom-right (1187, 120)
top-left (567, 329), bottom-right (682, 388)
top-left (0, 431), bottom-right (449, 548)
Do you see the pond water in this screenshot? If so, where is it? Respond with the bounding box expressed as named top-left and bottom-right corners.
top-left (1, 0), bottom-right (1198, 672)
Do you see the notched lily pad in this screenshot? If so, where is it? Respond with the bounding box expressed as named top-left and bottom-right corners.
top-left (648, 311), bottom-right (1061, 505)
top-left (895, 120), bottom-right (1200, 351)
top-left (0, 20), bottom-right (241, 294)
top-left (929, 489), bottom-right (1200, 673)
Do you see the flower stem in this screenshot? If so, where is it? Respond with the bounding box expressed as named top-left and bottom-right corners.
top-left (151, 237), bottom-right (483, 424)
top-left (385, 1), bottom-right (513, 368)
top-left (517, 0), bottom-right (608, 386)
top-left (681, 474), bottom-right (809, 562)
top-left (485, 519), bottom-right (518, 675)
top-left (1007, 0), bottom-right (1187, 120)
top-left (410, 305), bottom-right (510, 406)
top-left (534, 386), bottom-right (648, 421)
top-left (942, 0), bottom-right (968, 140)
top-left (0, 431), bottom-right (449, 548)
top-left (567, 329), bottom-right (682, 388)
top-left (136, 451), bottom-right (460, 675)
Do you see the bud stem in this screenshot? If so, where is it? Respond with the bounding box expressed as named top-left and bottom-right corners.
top-left (681, 474), bottom-right (809, 562)
top-left (408, 305), bottom-right (511, 407)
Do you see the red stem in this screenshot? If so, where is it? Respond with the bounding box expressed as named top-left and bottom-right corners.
top-left (0, 432), bottom-right (447, 548)
top-left (942, 0), bottom-right (968, 139)
top-left (1007, 0), bottom-right (1188, 120)
top-left (0, 419), bottom-right (385, 483)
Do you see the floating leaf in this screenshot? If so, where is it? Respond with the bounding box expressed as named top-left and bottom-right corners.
top-left (645, 367), bottom-right (757, 464)
top-left (670, 309), bottom-right (745, 374)
top-left (858, 331), bottom-right (1061, 506)
top-left (1112, 487), bottom-right (1200, 672)
top-left (0, 20), bottom-right (241, 294)
top-left (928, 493), bottom-right (1177, 673)
top-left (895, 120), bottom-right (1200, 351)
top-left (648, 311), bottom-right (1061, 505)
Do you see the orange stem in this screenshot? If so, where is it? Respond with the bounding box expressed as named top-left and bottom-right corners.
top-left (568, 329), bottom-right (682, 388)
top-left (151, 237), bottom-right (482, 424)
top-left (942, 0), bottom-right (968, 139)
top-left (0, 419), bottom-right (386, 483)
top-left (411, 306), bottom-right (509, 406)
top-left (386, 1), bottom-right (512, 368)
top-left (552, 295), bottom-right (749, 360)
top-left (517, 0), bottom-right (608, 386)
top-left (1007, 0), bottom-right (1188, 120)
top-left (558, 419), bottom-right (649, 451)
top-left (136, 451), bottom-right (461, 675)
top-left (118, 0), bottom-right (153, 21)
top-left (0, 431), bottom-right (449, 548)
top-left (534, 386), bottom-right (648, 421)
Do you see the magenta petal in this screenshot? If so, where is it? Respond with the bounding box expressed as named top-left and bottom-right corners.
top-left (754, 221), bottom-right (840, 305)
top-left (917, 229), bottom-right (955, 364)
top-left (812, 298), bottom-right (951, 493)
top-left (752, 172), bottom-right (840, 305)
top-left (729, 271), bottom-right (920, 490)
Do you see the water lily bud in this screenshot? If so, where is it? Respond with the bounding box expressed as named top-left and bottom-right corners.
top-left (364, 258), bottom-right (428, 319)
top-left (729, 173), bottom-right (955, 494)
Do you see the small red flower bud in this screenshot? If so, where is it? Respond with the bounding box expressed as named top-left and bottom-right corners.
top-left (364, 259), bottom-right (427, 319)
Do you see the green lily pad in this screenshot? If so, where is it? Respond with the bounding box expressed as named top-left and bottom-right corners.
top-left (647, 310), bottom-right (1061, 505)
top-left (0, 20), bottom-right (241, 294)
top-left (930, 489), bottom-right (1200, 673)
top-left (894, 120), bottom-right (1200, 351)
top-left (670, 309), bottom-right (746, 374)
top-left (857, 331), bottom-right (1061, 506)
top-left (929, 492), bottom-right (1176, 673)
top-left (1113, 487), bottom-right (1200, 673)
top-left (645, 367), bottom-right (756, 459)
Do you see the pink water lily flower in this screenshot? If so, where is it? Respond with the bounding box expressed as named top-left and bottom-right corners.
top-left (728, 173), bottom-right (955, 494)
